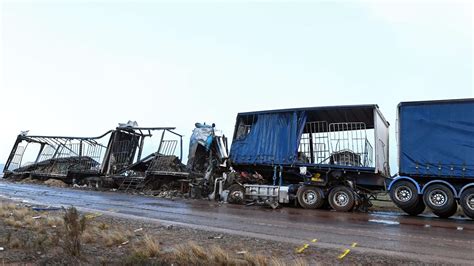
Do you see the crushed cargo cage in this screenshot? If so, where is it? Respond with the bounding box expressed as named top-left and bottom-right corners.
top-left (2, 125), bottom-right (185, 187)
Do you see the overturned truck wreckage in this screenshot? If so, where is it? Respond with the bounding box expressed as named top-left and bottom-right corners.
top-left (186, 123), bottom-right (229, 199)
top-left (2, 123), bottom-right (190, 192)
top-left (2, 122), bottom-right (231, 199)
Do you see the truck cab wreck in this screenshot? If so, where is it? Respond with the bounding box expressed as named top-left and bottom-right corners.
top-left (226, 105), bottom-right (391, 211)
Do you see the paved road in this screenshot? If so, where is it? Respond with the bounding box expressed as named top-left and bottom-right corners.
top-left (1, 181), bottom-right (473, 264)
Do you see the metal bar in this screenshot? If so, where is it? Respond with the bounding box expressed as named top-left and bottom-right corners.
top-left (156, 130), bottom-right (166, 154)
top-left (180, 135), bottom-right (183, 161)
top-left (3, 137), bottom-right (23, 172)
top-left (137, 135), bottom-right (145, 161)
top-left (79, 140), bottom-right (83, 157)
top-left (25, 130), bottom-right (114, 141)
top-left (34, 143), bottom-right (46, 164)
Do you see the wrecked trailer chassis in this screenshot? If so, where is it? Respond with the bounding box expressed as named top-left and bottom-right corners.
top-left (2, 126), bottom-right (185, 186)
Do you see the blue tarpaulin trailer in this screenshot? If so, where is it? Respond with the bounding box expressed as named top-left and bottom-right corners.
top-left (228, 104), bottom-right (391, 212)
top-left (389, 99), bottom-right (474, 219)
top-left (230, 104), bottom-right (390, 178)
top-left (398, 99), bottom-right (474, 178)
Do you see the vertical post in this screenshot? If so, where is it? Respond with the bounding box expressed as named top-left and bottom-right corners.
top-left (3, 137), bottom-right (23, 172)
top-left (180, 135), bottom-right (183, 161)
top-left (79, 140), bottom-right (83, 157)
top-left (279, 165), bottom-right (283, 186)
top-left (137, 136), bottom-right (145, 161)
top-left (35, 143), bottom-right (46, 163)
top-left (156, 130), bottom-right (166, 154)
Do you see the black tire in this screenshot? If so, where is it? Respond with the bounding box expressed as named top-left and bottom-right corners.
top-left (297, 186), bottom-right (325, 209)
top-left (328, 186), bottom-right (355, 212)
top-left (390, 180), bottom-right (419, 209)
top-left (401, 198), bottom-right (425, 216)
top-left (423, 184), bottom-right (456, 218)
top-left (432, 202), bottom-right (458, 219)
top-left (460, 187), bottom-right (474, 219)
top-left (227, 184), bottom-right (245, 204)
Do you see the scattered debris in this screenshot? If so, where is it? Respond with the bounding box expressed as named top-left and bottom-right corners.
top-left (208, 234), bottom-right (223, 239)
top-left (44, 179), bottom-right (67, 188)
top-left (31, 206), bottom-right (61, 212)
top-left (133, 228), bottom-right (143, 233)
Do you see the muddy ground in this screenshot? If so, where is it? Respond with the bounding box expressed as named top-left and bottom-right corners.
top-left (0, 197), bottom-right (429, 266)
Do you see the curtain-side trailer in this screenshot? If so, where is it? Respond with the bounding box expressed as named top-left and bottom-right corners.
top-left (388, 99), bottom-right (474, 219)
top-left (227, 104), bottom-right (390, 212)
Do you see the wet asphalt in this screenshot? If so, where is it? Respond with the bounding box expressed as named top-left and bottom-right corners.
top-left (0, 181), bottom-right (473, 264)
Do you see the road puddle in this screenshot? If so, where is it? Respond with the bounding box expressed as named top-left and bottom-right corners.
top-left (368, 219), bottom-right (400, 225)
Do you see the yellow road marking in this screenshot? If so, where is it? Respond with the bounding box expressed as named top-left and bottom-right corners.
top-left (351, 242), bottom-right (357, 248)
top-left (296, 243), bottom-right (310, 254)
top-left (338, 249), bottom-right (351, 259)
top-left (311, 239), bottom-right (318, 243)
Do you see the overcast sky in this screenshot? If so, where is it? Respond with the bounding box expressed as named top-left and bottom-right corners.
top-left (0, 0), bottom-right (472, 172)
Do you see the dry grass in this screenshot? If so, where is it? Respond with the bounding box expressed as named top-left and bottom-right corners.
top-left (46, 216), bottom-right (64, 227)
top-left (143, 234), bottom-right (161, 257)
top-left (8, 237), bottom-right (23, 249)
top-left (98, 222), bottom-right (109, 230)
top-left (1, 202), bottom-right (304, 266)
top-left (244, 253), bottom-right (269, 266)
top-left (63, 207), bottom-right (86, 256)
top-left (209, 245), bottom-right (231, 265)
top-left (102, 230), bottom-right (128, 247)
top-left (81, 227), bottom-right (100, 243)
top-left (165, 241), bottom-right (306, 266)
top-left (269, 257), bottom-right (287, 266)
top-left (12, 208), bottom-right (30, 220)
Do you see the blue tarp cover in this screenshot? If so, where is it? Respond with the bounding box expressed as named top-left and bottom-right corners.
top-left (230, 111), bottom-right (306, 165)
top-left (399, 100), bottom-right (474, 177)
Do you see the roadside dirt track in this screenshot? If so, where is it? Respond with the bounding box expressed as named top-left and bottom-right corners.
top-left (1, 181), bottom-right (473, 264)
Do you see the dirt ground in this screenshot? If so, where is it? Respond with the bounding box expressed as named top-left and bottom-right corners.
top-left (0, 197), bottom-right (428, 266)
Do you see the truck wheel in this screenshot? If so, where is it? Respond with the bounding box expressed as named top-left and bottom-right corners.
top-left (390, 180), bottom-right (419, 208)
top-left (432, 202), bottom-right (458, 219)
top-left (228, 184), bottom-right (245, 204)
top-left (460, 188), bottom-right (474, 219)
top-left (297, 186), bottom-right (324, 209)
top-left (423, 184), bottom-right (456, 218)
top-left (328, 186), bottom-right (355, 212)
top-left (401, 198), bottom-right (425, 216)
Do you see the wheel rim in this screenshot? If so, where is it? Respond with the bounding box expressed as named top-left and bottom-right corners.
top-left (334, 191), bottom-right (349, 207)
top-left (231, 190), bottom-right (243, 200)
top-left (394, 186), bottom-right (412, 203)
top-left (303, 190), bottom-right (317, 205)
top-left (466, 194), bottom-right (474, 211)
top-left (428, 189), bottom-right (448, 207)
